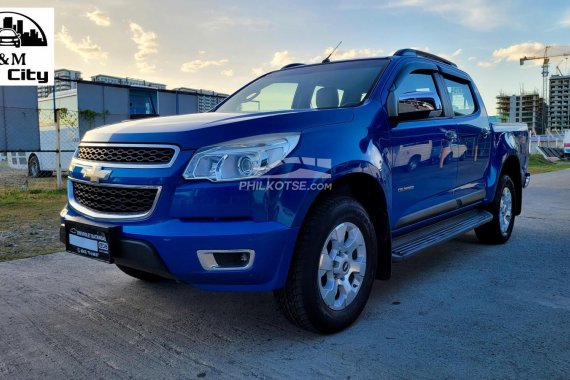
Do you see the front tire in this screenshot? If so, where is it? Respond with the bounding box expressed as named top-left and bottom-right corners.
top-left (475, 174), bottom-right (516, 244)
top-left (274, 195), bottom-right (377, 333)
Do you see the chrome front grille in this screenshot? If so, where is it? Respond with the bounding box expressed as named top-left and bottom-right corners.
top-left (70, 181), bottom-right (161, 220)
top-left (77, 145), bottom-right (176, 164)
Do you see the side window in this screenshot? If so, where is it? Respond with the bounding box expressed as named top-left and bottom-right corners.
top-left (394, 73), bottom-right (441, 118)
top-left (239, 83), bottom-right (298, 112)
top-left (444, 78), bottom-right (476, 116)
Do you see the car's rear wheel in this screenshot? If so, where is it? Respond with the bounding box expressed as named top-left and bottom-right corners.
top-left (475, 174), bottom-right (516, 244)
top-left (28, 155), bottom-right (41, 177)
top-left (274, 195), bottom-right (377, 333)
top-left (116, 264), bottom-right (165, 282)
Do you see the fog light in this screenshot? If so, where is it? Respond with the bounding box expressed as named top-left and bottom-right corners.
top-left (197, 249), bottom-right (255, 271)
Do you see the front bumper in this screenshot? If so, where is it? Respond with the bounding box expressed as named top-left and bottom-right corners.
top-left (61, 207), bottom-right (299, 292)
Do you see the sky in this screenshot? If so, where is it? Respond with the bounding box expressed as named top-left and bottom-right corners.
top-left (5, 0), bottom-right (570, 115)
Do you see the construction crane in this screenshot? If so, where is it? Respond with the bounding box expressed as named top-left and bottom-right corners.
top-left (520, 46), bottom-right (570, 131)
top-left (520, 46), bottom-right (570, 102)
top-left (555, 58), bottom-right (568, 76)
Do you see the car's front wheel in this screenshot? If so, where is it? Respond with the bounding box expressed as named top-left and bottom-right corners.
top-left (274, 195), bottom-right (377, 333)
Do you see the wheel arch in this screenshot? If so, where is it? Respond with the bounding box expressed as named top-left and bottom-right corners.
top-left (302, 172), bottom-right (392, 280)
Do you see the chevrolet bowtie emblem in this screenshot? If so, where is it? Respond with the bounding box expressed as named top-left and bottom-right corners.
top-left (81, 166), bottom-right (112, 183)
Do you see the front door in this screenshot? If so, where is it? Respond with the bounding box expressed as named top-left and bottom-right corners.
top-left (389, 72), bottom-right (458, 229)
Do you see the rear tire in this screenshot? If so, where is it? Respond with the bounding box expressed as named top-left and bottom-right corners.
top-left (28, 155), bottom-right (41, 178)
top-left (116, 264), bottom-right (164, 282)
top-left (274, 195), bottom-right (377, 333)
top-left (475, 174), bottom-right (516, 244)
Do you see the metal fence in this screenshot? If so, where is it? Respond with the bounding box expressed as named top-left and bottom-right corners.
top-left (1, 107), bottom-right (80, 194)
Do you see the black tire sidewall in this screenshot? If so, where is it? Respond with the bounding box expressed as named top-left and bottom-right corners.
top-left (299, 197), bottom-right (377, 332)
top-left (28, 156), bottom-right (40, 177)
top-left (494, 175), bottom-right (516, 240)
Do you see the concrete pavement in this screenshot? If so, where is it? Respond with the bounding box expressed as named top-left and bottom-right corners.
top-left (0, 170), bottom-right (569, 379)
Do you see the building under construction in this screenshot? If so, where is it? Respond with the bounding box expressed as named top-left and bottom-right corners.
top-left (496, 92), bottom-right (546, 133)
top-left (549, 75), bottom-right (570, 130)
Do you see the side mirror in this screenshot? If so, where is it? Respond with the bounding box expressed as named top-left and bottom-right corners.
top-left (388, 91), bottom-right (442, 120)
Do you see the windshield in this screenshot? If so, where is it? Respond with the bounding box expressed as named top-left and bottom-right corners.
top-left (215, 59), bottom-right (389, 113)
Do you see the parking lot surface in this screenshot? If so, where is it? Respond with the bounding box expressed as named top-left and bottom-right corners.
top-left (1, 170), bottom-right (569, 379)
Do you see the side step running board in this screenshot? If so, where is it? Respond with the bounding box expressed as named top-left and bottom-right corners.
top-left (391, 210), bottom-right (493, 261)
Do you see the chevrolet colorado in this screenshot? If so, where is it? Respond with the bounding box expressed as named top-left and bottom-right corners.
top-left (61, 49), bottom-right (530, 333)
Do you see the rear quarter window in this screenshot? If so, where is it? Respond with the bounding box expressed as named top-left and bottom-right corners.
top-left (444, 78), bottom-right (477, 116)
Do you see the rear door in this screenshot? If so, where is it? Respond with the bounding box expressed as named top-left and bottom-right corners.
top-left (442, 76), bottom-right (491, 205)
top-left (389, 71), bottom-right (458, 229)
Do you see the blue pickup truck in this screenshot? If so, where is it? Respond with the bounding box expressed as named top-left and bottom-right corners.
top-left (61, 49), bottom-right (530, 333)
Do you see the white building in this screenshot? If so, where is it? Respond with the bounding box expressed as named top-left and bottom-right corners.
top-left (173, 87), bottom-right (228, 112)
top-left (91, 74), bottom-right (166, 90)
top-left (37, 69), bottom-right (82, 98)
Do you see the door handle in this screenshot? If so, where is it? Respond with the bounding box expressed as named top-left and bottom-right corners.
top-left (444, 130), bottom-right (457, 141)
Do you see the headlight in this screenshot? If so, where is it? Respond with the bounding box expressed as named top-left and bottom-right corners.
top-left (183, 133), bottom-right (300, 182)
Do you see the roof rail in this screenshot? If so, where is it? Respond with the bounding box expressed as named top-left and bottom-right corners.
top-left (281, 63), bottom-right (305, 70)
top-left (393, 49), bottom-right (457, 67)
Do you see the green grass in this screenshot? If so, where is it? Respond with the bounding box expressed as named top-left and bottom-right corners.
top-left (0, 189), bottom-right (67, 262)
top-left (527, 154), bottom-right (570, 174)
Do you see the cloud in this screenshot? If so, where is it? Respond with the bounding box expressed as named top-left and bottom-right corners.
top-left (221, 69), bottom-right (234, 77)
top-left (56, 26), bottom-right (108, 63)
top-left (314, 47), bottom-right (384, 62)
top-left (252, 67), bottom-right (264, 76)
top-left (181, 59), bottom-right (229, 73)
top-left (477, 58), bottom-right (502, 68)
top-left (85, 9), bottom-right (110, 27)
top-left (437, 48), bottom-right (462, 61)
top-left (268, 47), bottom-right (383, 69)
top-left (129, 23), bottom-right (158, 73)
top-left (270, 51), bottom-right (295, 67)
top-left (204, 16), bottom-right (269, 31)
top-left (468, 56), bottom-right (477, 61)
top-left (477, 61), bottom-right (494, 68)
top-left (345, 0), bottom-right (503, 30)
top-left (492, 42), bottom-right (546, 63)
top-left (477, 42), bottom-right (551, 69)
top-left (560, 10), bottom-right (570, 27)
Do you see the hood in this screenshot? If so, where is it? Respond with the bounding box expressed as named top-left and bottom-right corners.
top-left (82, 109), bottom-right (354, 149)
